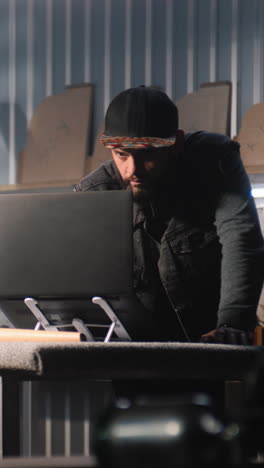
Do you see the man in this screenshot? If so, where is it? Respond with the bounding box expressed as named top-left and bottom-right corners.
top-left (76, 86), bottom-right (264, 344)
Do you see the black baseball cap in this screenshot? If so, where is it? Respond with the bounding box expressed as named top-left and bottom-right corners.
top-left (100, 86), bottom-right (178, 149)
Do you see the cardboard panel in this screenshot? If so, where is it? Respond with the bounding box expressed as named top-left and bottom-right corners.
top-left (18, 84), bottom-right (94, 184)
top-left (176, 81), bottom-right (231, 136)
top-left (235, 103), bottom-right (264, 172)
top-left (86, 121), bottom-right (111, 174)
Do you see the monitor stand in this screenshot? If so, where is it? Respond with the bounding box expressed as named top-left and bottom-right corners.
top-left (24, 296), bottom-right (131, 342)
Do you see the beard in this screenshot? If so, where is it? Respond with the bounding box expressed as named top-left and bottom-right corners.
top-left (124, 180), bottom-right (154, 203)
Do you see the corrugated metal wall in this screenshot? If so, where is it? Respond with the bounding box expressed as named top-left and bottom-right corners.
top-left (0, 0), bottom-right (264, 185)
top-left (0, 0), bottom-right (264, 456)
top-left (20, 380), bottom-right (115, 457)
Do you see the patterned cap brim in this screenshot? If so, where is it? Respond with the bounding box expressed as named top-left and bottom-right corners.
top-left (100, 134), bottom-right (176, 148)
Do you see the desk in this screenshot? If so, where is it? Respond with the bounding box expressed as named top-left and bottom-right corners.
top-left (0, 341), bottom-right (260, 380)
top-left (0, 342), bottom-right (262, 457)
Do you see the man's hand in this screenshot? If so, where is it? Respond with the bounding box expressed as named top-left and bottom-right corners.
top-left (200, 327), bottom-right (254, 345)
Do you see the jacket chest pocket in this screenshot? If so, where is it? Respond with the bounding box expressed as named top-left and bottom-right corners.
top-left (167, 229), bottom-right (221, 281)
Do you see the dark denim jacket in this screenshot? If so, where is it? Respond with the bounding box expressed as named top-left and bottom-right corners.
top-left (76, 132), bottom-right (264, 341)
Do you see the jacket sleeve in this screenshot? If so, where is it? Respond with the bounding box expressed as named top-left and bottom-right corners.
top-left (214, 141), bottom-right (264, 330)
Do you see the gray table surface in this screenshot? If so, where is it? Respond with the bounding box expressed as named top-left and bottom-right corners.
top-left (0, 341), bottom-right (261, 381)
